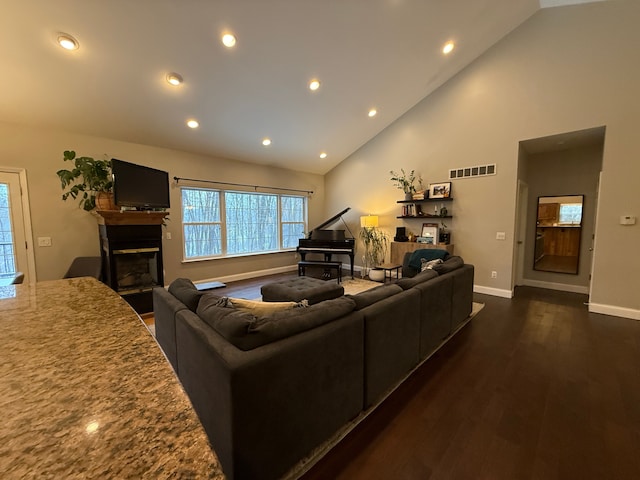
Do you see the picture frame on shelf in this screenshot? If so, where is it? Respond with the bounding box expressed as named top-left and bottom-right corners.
top-left (420, 223), bottom-right (439, 245)
top-left (428, 182), bottom-right (451, 199)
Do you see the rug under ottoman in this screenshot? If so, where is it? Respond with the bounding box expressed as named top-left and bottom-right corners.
top-left (261, 276), bottom-right (344, 305)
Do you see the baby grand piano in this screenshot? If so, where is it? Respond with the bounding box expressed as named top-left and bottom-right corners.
top-left (297, 207), bottom-right (355, 279)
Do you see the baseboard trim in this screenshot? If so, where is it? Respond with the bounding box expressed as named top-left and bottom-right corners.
top-left (474, 285), bottom-right (513, 298)
top-left (195, 264), bottom-right (298, 286)
top-left (193, 262), bottom-right (368, 287)
top-left (521, 279), bottom-right (589, 295)
top-left (588, 303), bottom-right (640, 321)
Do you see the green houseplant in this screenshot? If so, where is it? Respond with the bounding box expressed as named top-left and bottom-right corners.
top-left (56, 150), bottom-right (114, 211)
top-left (359, 217), bottom-right (389, 280)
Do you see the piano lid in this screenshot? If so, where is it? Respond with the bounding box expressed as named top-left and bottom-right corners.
top-left (311, 229), bottom-right (345, 241)
top-left (307, 207), bottom-right (351, 239)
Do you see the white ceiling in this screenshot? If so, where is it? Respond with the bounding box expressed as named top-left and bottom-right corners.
top-left (0, 0), bottom-right (601, 175)
top-left (520, 126), bottom-right (606, 155)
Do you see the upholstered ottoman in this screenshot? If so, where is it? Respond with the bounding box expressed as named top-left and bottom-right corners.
top-left (261, 276), bottom-right (344, 305)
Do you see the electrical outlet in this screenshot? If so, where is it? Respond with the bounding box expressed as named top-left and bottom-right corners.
top-left (496, 232), bottom-right (506, 240)
top-left (491, 271), bottom-right (497, 279)
top-left (165, 232), bottom-right (172, 240)
top-left (37, 236), bottom-right (52, 247)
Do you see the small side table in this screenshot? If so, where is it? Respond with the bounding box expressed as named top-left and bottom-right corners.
top-left (379, 263), bottom-right (402, 282)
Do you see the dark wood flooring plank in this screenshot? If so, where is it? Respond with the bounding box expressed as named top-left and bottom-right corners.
top-left (300, 286), bottom-right (640, 480)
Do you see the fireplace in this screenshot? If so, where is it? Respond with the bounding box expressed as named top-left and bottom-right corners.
top-left (113, 247), bottom-right (161, 293)
top-left (98, 213), bottom-right (167, 314)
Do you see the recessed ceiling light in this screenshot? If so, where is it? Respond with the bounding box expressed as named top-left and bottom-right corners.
top-left (442, 41), bottom-right (455, 55)
top-left (222, 33), bottom-right (237, 48)
top-left (57, 34), bottom-right (79, 50)
top-left (319, 152), bottom-right (327, 159)
top-left (309, 79), bottom-right (321, 91)
top-left (187, 119), bottom-right (199, 129)
top-left (262, 138), bottom-right (271, 146)
top-left (368, 108), bottom-right (377, 117)
top-left (166, 73), bottom-right (183, 86)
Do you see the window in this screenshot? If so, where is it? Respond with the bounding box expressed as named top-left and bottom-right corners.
top-left (281, 196), bottom-right (306, 249)
top-left (559, 203), bottom-right (583, 225)
top-left (182, 188), bottom-right (222, 259)
top-left (0, 183), bottom-right (17, 280)
top-left (181, 187), bottom-right (307, 260)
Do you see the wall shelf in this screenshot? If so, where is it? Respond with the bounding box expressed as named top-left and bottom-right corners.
top-left (397, 215), bottom-right (452, 219)
top-left (397, 197), bottom-right (453, 204)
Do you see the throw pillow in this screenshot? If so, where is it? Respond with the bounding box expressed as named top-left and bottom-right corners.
top-left (420, 258), bottom-right (444, 272)
top-left (196, 296), bottom-right (257, 346)
top-left (197, 294), bottom-right (357, 351)
top-left (408, 249), bottom-right (449, 270)
top-left (215, 296), bottom-right (308, 317)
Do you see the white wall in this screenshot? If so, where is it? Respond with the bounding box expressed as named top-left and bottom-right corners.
top-left (325, 1), bottom-right (640, 316)
top-left (0, 121), bottom-right (325, 283)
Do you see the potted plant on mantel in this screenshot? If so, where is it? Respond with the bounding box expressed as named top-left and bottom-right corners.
top-left (56, 150), bottom-right (115, 211)
top-left (359, 216), bottom-right (389, 282)
top-left (390, 169), bottom-right (416, 200)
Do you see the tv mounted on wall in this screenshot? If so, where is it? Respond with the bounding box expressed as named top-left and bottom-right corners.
top-left (111, 158), bottom-right (170, 209)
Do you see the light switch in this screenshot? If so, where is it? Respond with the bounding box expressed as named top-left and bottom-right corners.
top-left (496, 232), bottom-right (506, 240)
top-left (620, 215), bottom-right (636, 225)
top-left (38, 236), bottom-right (52, 247)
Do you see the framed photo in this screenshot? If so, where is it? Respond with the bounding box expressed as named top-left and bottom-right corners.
top-left (421, 223), bottom-right (439, 245)
top-left (428, 182), bottom-right (451, 199)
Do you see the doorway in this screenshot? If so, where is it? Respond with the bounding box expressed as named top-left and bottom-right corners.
top-left (516, 126), bottom-right (604, 294)
top-left (0, 169), bottom-right (35, 284)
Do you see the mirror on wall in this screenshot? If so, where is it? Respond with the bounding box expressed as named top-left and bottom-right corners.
top-left (534, 195), bottom-right (584, 274)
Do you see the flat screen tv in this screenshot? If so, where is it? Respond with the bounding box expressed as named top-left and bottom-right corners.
top-left (111, 158), bottom-right (170, 209)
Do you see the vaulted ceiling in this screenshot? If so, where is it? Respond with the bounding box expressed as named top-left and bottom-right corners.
top-left (0, 0), bottom-right (605, 174)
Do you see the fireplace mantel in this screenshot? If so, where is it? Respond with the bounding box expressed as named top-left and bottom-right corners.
top-left (95, 209), bottom-right (169, 226)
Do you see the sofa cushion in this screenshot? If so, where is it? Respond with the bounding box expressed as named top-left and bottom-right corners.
top-left (196, 294), bottom-right (356, 351)
top-left (432, 255), bottom-right (464, 274)
top-left (168, 278), bottom-right (205, 311)
top-left (347, 284), bottom-right (403, 310)
top-left (407, 248), bottom-right (449, 270)
top-left (396, 268), bottom-right (439, 290)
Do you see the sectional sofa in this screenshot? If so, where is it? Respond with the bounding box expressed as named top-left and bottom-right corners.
top-left (153, 253), bottom-right (474, 480)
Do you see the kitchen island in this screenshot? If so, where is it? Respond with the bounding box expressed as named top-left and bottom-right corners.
top-left (0, 277), bottom-right (223, 478)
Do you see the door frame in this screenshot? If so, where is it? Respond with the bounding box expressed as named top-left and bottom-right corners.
top-left (0, 167), bottom-right (36, 283)
top-left (588, 171), bottom-right (602, 298)
top-left (513, 179), bottom-right (529, 289)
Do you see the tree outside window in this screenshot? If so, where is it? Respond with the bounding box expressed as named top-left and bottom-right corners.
top-left (181, 187), bottom-right (306, 259)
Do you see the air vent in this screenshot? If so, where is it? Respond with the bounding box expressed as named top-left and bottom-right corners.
top-left (449, 164), bottom-right (496, 180)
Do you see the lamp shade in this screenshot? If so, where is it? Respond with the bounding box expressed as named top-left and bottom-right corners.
top-left (360, 215), bottom-right (379, 228)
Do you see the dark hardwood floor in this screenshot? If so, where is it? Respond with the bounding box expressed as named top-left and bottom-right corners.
top-left (296, 286), bottom-right (640, 480)
top-left (211, 271), bottom-right (301, 299)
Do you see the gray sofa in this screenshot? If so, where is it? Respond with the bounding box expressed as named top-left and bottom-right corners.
top-left (153, 253), bottom-right (474, 480)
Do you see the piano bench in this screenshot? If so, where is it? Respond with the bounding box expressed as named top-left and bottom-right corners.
top-left (297, 261), bottom-right (342, 283)
top-left (261, 276), bottom-right (344, 305)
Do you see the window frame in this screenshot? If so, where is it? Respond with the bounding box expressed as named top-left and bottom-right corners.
top-left (180, 186), bottom-right (307, 262)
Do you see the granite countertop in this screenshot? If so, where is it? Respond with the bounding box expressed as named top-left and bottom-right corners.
top-left (0, 277), bottom-right (224, 479)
